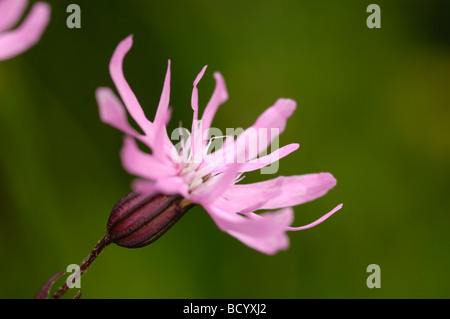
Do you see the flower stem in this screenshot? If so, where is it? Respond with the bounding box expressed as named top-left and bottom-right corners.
top-left (51, 235), bottom-right (111, 299)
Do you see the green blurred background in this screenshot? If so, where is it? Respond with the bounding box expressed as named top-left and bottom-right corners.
top-left (0, 0), bottom-right (449, 299)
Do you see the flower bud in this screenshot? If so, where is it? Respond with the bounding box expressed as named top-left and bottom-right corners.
top-left (106, 192), bottom-right (194, 248)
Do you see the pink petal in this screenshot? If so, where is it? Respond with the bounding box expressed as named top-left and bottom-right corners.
top-left (130, 179), bottom-right (158, 194)
top-left (201, 72), bottom-right (228, 138)
top-left (190, 66), bottom-right (208, 163)
top-left (146, 64), bottom-right (176, 163)
top-left (205, 204), bottom-right (294, 255)
top-left (153, 60), bottom-right (171, 128)
top-left (0, 2), bottom-right (51, 61)
top-left (236, 98), bottom-right (296, 160)
top-left (286, 203), bottom-right (343, 231)
top-left (224, 172), bottom-right (337, 210)
top-left (146, 64), bottom-right (177, 163)
top-left (120, 137), bottom-right (177, 180)
top-left (149, 113), bottom-right (179, 164)
top-left (132, 177), bottom-right (189, 198)
top-left (213, 179), bottom-right (282, 214)
top-left (96, 87), bottom-right (141, 137)
top-left (164, 106), bottom-right (172, 125)
top-left (106, 39), bottom-right (175, 165)
top-left (207, 98), bottom-right (296, 165)
top-left (190, 162), bottom-right (242, 205)
top-left (109, 35), bottom-right (152, 133)
top-left (191, 65), bottom-right (207, 117)
top-left (0, 0), bottom-right (28, 32)
top-left (197, 135), bottom-right (234, 174)
top-left (211, 143), bottom-right (299, 175)
top-left (239, 143), bottom-right (299, 173)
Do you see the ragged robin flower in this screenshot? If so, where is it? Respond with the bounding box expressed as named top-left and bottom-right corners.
top-left (96, 35), bottom-right (342, 255)
top-left (37, 35), bottom-right (342, 299)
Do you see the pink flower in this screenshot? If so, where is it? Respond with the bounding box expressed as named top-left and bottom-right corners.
top-left (96, 35), bottom-right (342, 255)
top-left (0, 0), bottom-right (50, 61)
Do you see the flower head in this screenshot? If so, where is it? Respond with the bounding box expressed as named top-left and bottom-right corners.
top-left (96, 35), bottom-right (342, 255)
top-left (0, 0), bottom-right (50, 61)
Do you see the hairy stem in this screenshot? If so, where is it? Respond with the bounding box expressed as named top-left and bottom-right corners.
top-left (51, 235), bottom-right (111, 299)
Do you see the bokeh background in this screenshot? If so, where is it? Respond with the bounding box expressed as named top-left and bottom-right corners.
top-left (1, 0), bottom-right (449, 299)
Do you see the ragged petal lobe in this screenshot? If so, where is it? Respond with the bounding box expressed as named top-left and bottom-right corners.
top-left (0, 1), bottom-right (51, 61)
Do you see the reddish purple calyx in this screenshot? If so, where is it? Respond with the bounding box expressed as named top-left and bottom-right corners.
top-left (106, 192), bottom-right (194, 248)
